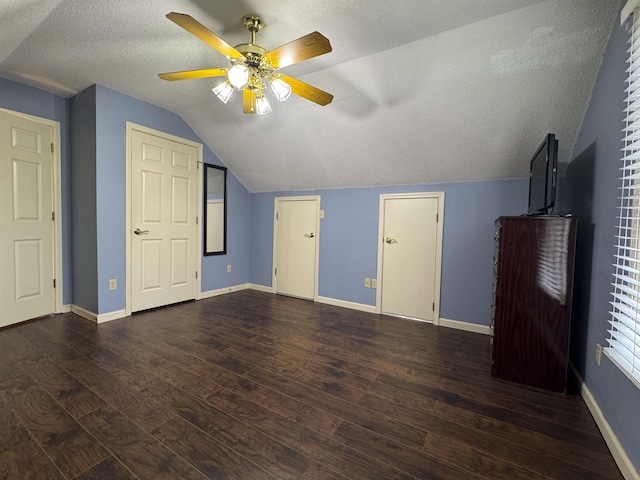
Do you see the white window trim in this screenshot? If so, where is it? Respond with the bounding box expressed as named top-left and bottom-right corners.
top-left (623, 1), bottom-right (640, 25)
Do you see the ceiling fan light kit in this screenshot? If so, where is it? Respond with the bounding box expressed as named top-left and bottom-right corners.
top-left (227, 64), bottom-right (249, 89)
top-left (270, 78), bottom-right (292, 102)
top-left (212, 81), bottom-right (233, 103)
top-left (159, 12), bottom-right (333, 116)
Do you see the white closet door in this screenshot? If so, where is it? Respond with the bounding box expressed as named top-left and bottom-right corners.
top-left (274, 197), bottom-right (319, 300)
top-left (380, 195), bottom-right (439, 321)
top-left (0, 110), bottom-right (54, 327)
top-left (130, 129), bottom-right (198, 312)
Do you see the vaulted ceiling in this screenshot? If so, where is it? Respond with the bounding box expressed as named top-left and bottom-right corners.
top-left (0, 0), bottom-right (620, 192)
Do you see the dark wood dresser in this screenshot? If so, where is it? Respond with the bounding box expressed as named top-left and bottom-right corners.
top-left (491, 216), bottom-right (577, 392)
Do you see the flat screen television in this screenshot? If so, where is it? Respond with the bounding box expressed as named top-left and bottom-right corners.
top-left (527, 133), bottom-right (558, 215)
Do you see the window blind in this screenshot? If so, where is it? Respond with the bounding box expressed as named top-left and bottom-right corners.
top-left (608, 7), bottom-right (640, 388)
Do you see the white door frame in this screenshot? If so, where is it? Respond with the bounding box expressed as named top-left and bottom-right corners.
top-left (375, 192), bottom-right (445, 325)
top-left (0, 107), bottom-right (64, 314)
top-left (272, 196), bottom-right (321, 300)
top-left (125, 122), bottom-right (203, 316)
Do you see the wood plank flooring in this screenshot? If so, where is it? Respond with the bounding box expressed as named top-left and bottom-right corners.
top-left (0, 290), bottom-right (623, 479)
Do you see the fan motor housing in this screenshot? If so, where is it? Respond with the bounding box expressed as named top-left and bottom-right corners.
top-left (235, 43), bottom-right (267, 63)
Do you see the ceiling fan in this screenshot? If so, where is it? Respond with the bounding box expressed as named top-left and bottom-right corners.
top-left (158, 12), bottom-right (333, 115)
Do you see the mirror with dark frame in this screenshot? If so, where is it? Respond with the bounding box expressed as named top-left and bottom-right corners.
top-left (204, 164), bottom-right (227, 255)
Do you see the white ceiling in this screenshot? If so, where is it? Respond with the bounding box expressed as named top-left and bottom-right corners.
top-left (0, 0), bottom-right (620, 192)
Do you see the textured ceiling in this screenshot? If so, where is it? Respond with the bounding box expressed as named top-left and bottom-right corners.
top-left (0, 0), bottom-right (620, 192)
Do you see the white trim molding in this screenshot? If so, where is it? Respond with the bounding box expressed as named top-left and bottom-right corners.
top-left (571, 363), bottom-right (640, 480)
top-left (200, 283), bottom-right (250, 299)
top-left (249, 283), bottom-right (274, 293)
top-left (622, 0), bottom-right (640, 25)
top-left (316, 296), bottom-right (377, 314)
top-left (439, 318), bottom-right (491, 336)
top-left (71, 305), bottom-right (127, 324)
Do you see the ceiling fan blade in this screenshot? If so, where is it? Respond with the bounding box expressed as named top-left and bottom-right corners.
top-left (166, 12), bottom-right (244, 60)
top-left (279, 75), bottom-right (333, 106)
top-left (243, 89), bottom-right (257, 114)
top-left (264, 32), bottom-right (332, 69)
top-left (158, 68), bottom-right (227, 81)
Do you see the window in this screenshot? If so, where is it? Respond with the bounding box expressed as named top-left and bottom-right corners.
top-left (608, 2), bottom-right (640, 388)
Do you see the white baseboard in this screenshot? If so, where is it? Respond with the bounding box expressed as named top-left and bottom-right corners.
top-left (71, 305), bottom-right (127, 324)
top-left (438, 318), bottom-right (491, 335)
top-left (59, 304), bottom-right (72, 313)
top-left (71, 305), bottom-right (96, 322)
top-left (249, 283), bottom-right (274, 293)
top-left (200, 283), bottom-right (250, 299)
top-left (315, 295), bottom-right (377, 314)
top-left (570, 363), bottom-right (639, 480)
top-left (96, 309), bottom-right (127, 324)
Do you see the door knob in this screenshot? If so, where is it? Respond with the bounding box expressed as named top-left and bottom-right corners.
top-left (134, 228), bottom-right (149, 235)
top-left (385, 237), bottom-right (397, 244)
top-left (304, 232), bottom-right (315, 238)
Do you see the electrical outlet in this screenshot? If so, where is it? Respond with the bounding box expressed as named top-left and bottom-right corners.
top-left (371, 279), bottom-right (377, 289)
top-left (364, 278), bottom-right (371, 288)
top-left (108, 279), bottom-right (117, 291)
top-left (595, 343), bottom-right (602, 366)
top-left (227, 265), bottom-right (232, 273)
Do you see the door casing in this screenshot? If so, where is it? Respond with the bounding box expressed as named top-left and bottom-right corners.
top-left (0, 107), bottom-right (63, 316)
top-left (125, 122), bottom-right (203, 316)
top-left (375, 192), bottom-right (445, 324)
top-left (272, 196), bottom-right (320, 300)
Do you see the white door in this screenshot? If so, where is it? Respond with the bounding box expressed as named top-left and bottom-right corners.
top-left (274, 197), bottom-right (319, 300)
top-left (0, 110), bottom-right (54, 327)
top-left (379, 194), bottom-right (442, 322)
top-left (130, 129), bottom-right (198, 312)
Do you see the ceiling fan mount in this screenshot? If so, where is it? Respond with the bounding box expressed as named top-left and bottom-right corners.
top-left (242, 14), bottom-right (263, 34)
top-left (158, 12), bottom-right (333, 115)
top-left (235, 14), bottom-right (266, 59)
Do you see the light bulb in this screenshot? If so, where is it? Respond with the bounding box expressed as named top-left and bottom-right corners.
top-left (256, 95), bottom-right (272, 116)
top-left (228, 64), bottom-right (249, 89)
top-left (270, 78), bottom-right (291, 102)
top-left (212, 81), bottom-right (233, 103)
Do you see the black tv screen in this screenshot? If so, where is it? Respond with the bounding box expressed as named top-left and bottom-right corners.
top-left (527, 133), bottom-right (558, 215)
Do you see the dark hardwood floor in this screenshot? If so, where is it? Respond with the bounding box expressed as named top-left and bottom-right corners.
top-left (0, 290), bottom-right (623, 479)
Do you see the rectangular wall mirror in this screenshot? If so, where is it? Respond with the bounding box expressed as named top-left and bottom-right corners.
top-left (204, 164), bottom-right (227, 255)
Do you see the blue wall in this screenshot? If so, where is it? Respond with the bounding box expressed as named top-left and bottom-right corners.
top-left (0, 78), bottom-right (72, 305)
top-left (92, 85), bottom-right (252, 313)
top-left (556, 3), bottom-right (640, 470)
top-left (250, 180), bottom-right (526, 324)
top-left (70, 87), bottom-right (98, 313)
top-left (0, 80), bottom-right (252, 314)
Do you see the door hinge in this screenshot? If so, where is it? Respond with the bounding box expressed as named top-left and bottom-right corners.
top-left (276, 212), bottom-right (279, 220)
top-left (436, 213), bottom-right (439, 223)
top-left (196, 216), bottom-right (199, 225)
top-left (274, 268), bottom-right (277, 275)
top-left (52, 211), bottom-right (55, 221)
top-left (53, 279), bottom-right (56, 288)
top-left (432, 302), bottom-right (435, 311)
top-left (51, 143), bottom-right (54, 153)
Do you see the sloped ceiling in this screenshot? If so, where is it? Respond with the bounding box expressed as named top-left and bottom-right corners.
top-left (0, 0), bottom-right (620, 192)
